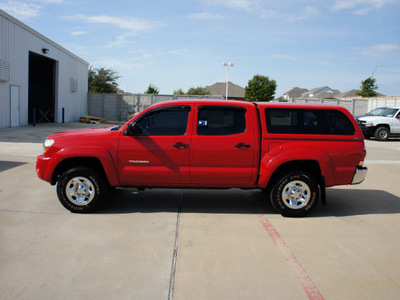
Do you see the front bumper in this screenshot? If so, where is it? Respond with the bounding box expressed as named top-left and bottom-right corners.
top-left (351, 166), bottom-right (368, 185)
top-left (36, 155), bottom-right (60, 184)
top-left (359, 125), bottom-right (376, 137)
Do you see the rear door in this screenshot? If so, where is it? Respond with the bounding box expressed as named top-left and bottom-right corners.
top-left (118, 105), bottom-right (192, 186)
top-left (189, 104), bottom-right (258, 186)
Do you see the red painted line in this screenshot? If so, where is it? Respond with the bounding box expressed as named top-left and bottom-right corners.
top-left (258, 215), bottom-right (325, 300)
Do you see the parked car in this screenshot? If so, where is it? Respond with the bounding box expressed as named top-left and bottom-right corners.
top-left (356, 107), bottom-right (400, 141)
top-left (36, 100), bottom-right (367, 217)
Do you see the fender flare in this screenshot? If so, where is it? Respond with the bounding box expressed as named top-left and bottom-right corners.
top-left (52, 146), bottom-right (120, 186)
top-left (258, 149), bottom-right (335, 188)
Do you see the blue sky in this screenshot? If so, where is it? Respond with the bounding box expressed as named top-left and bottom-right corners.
top-left (1, 0), bottom-right (400, 97)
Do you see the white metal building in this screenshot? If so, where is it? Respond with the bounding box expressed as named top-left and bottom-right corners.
top-left (0, 9), bottom-right (89, 128)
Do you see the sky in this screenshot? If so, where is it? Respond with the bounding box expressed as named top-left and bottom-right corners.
top-left (1, 0), bottom-right (400, 97)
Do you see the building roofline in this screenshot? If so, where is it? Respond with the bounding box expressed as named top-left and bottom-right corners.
top-left (0, 8), bottom-right (89, 66)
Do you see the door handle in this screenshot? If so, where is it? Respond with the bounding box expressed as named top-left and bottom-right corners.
top-left (235, 143), bottom-right (251, 149)
top-left (173, 143), bottom-right (189, 149)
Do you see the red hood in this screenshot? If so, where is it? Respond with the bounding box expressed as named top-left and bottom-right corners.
top-left (48, 126), bottom-right (117, 139)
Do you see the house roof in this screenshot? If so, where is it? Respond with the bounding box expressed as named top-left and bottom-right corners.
top-left (310, 92), bottom-right (339, 99)
top-left (283, 87), bottom-right (308, 98)
top-left (339, 89), bottom-right (361, 97)
top-left (205, 82), bottom-right (245, 98)
top-left (302, 86), bottom-right (341, 97)
top-left (339, 89), bottom-right (386, 97)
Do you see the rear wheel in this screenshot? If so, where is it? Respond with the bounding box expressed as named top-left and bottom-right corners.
top-left (374, 127), bottom-right (389, 141)
top-left (57, 167), bottom-right (107, 213)
top-left (270, 171), bottom-right (319, 217)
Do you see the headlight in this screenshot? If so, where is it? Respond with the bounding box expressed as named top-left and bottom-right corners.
top-left (43, 139), bottom-right (54, 152)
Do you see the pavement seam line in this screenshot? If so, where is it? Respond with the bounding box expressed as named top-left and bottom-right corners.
top-left (258, 214), bottom-right (325, 300)
top-left (168, 189), bottom-right (183, 300)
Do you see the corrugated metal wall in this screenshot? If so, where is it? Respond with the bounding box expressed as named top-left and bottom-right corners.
top-left (0, 9), bottom-right (89, 128)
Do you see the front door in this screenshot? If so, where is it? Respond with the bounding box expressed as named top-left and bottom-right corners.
top-left (118, 105), bottom-right (192, 186)
top-left (190, 105), bottom-right (257, 186)
top-left (392, 110), bottom-right (400, 134)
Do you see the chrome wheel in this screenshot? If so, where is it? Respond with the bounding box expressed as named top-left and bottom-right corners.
top-left (65, 176), bottom-right (95, 206)
top-left (281, 180), bottom-right (311, 210)
top-left (378, 130), bottom-right (388, 140)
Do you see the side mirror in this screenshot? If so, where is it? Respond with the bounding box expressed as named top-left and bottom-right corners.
top-left (124, 122), bottom-right (142, 136)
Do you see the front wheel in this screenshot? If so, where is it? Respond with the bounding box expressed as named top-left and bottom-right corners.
top-left (270, 171), bottom-right (319, 217)
top-left (56, 167), bottom-right (107, 213)
top-left (374, 127), bottom-right (389, 141)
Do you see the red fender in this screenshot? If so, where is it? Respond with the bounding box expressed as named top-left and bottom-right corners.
top-left (257, 149), bottom-right (335, 188)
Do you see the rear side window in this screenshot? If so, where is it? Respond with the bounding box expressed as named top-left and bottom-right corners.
top-left (197, 106), bottom-right (246, 136)
top-left (326, 110), bottom-right (355, 135)
top-left (265, 108), bottom-right (355, 135)
top-left (135, 106), bottom-right (190, 136)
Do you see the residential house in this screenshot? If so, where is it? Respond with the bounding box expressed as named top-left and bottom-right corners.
top-left (283, 87), bottom-right (308, 101)
top-left (205, 82), bottom-right (245, 100)
top-left (301, 86), bottom-right (340, 98)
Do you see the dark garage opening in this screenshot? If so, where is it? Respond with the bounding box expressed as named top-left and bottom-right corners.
top-left (28, 52), bottom-right (56, 124)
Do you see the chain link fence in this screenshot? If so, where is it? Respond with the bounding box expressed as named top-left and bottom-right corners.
top-left (88, 93), bottom-right (224, 122)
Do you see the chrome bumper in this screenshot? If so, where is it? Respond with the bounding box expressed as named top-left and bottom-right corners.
top-left (351, 166), bottom-right (368, 185)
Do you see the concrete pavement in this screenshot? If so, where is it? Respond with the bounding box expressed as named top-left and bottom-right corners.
top-left (1, 123), bottom-right (400, 299)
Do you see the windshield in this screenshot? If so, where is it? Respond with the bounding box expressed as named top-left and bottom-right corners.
top-left (367, 108), bottom-right (399, 117)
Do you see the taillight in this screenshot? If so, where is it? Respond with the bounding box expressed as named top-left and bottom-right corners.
top-left (358, 145), bottom-right (366, 166)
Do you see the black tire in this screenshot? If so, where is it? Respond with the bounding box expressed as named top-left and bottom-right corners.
top-left (56, 167), bottom-right (107, 213)
top-left (374, 126), bottom-right (389, 141)
top-left (270, 171), bottom-right (319, 217)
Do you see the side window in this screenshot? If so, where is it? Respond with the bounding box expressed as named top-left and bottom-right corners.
top-left (135, 106), bottom-right (190, 136)
top-left (265, 109), bottom-right (330, 134)
top-left (197, 106), bottom-right (246, 136)
top-left (326, 110), bottom-right (355, 135)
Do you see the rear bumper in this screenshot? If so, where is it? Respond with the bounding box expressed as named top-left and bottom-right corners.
top-left (351, 166), bottom-right (368, 185)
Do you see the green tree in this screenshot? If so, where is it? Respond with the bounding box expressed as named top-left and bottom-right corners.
top-left (356, 77), bottom-right (378, 97)
top-left (145, 84), bottom-right (160, 94)
top-left (245, 75), bottom-right (277, 102)
top-left (173, 88), bottom-right (186, 95)
top-left (187, 86), bottom-right (211, 95)
top-left (88, 66), bottom-right (120, 93)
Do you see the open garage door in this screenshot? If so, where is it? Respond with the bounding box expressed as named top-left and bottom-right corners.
top-left (28, 52), bottom-right (56, 124)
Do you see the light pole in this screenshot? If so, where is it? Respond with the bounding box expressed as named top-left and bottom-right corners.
top-left (222, 62), bottom-right (234, 100)
top-left (371, 64), bottom-right (382, 78)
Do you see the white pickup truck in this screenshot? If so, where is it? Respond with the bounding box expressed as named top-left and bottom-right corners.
top-left (357, 107), bottom-right (400, 141)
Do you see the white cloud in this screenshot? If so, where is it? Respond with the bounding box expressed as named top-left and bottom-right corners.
top-left (70, 31), bottom-right (88, 36)
top-left (0, 1), bottom-right (41, 20)
top-left (332, 0), bottom-right (397, 14)
top-left (262, 6), bottom-right (318, 22)
top-left (355, 43), bottom-right (400, 57)
top-left (269, 54), bottom-right (300, 61)
top-left (206, 0), bottom-right (257, 10)
top-left (187, 12), bottom-right (223, 20)
top-left (38, 0), bottom-right (64, 3)
top-left (65, 14), bottom-right (160, 34)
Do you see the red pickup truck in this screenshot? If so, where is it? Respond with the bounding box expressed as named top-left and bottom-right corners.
top-left (36, 100), bottom-right (367, 217)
